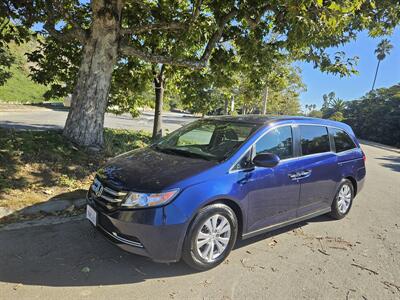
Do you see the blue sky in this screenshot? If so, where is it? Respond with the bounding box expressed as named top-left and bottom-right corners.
top-left (298, 27), bottom-right (400, 108)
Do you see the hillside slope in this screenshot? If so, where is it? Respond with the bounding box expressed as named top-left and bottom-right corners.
top-left (0, 40), bottom-right (52, 103)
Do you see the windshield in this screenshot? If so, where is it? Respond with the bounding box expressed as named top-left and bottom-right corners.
top-left (153, 119), bottom-right (259, 161)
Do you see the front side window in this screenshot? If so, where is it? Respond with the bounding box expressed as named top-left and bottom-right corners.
top-left (154, 120), bottom-right (259, 161)
top-left (255, 126), bottom-right (293, 159)
top-left (330, 128), bottom-right (356, 153)
top-left (299, 125), bottom-right (330, 155)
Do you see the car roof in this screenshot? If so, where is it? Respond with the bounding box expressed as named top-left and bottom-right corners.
top-left (205, 115), bottom-right (354, 133)
top-left (206, 115), bottom-right (324, 125)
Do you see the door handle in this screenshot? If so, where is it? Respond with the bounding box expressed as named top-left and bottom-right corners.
top-left (298, 170), bottom-right (312, 179)
top-left (288, 170), bottom-right (312, 180)
top-left (288, 172), bottom-right (299, 180)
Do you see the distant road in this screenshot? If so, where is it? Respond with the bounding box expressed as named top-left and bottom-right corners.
top-left (0, 105), bottom-right (196, 132)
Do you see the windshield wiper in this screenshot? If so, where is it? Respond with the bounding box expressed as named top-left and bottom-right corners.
top-left (155, 147), bottom-right (214, 161)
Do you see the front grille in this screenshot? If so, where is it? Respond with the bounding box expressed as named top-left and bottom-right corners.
top-left (89, 177), bottom-right (127, 210)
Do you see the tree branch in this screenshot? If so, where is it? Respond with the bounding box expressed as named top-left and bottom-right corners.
top-left (120, 8), bottom-right (238, 69)
top-left (43, 20), bottom-right (87, 43)
top-left (121, 22), bottom-right (185, 35)
top-left (243, 3), bottom-right (272, 28)
top-left (200, 8), bottom-right (238, 61)
top-left (121, 0), bottom-right (203, 35)
top-left (120, 45), bottom-right (207, 68)
top-left (190, 0), bottom-right (202, 22)
top-left (43, 0), bottom-right (88, 43)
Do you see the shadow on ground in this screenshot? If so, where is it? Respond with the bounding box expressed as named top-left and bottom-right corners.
top-left (0, 214), bottom-right (332, 287)
top-left (0, 120), bottom-right (63, 131)
top-left (377, 155), bottom-right (400, 172)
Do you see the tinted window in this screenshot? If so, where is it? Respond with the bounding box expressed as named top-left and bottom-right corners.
top-left (256, 126), bottom-right (293, 159)
top-left (331, 128), bottom-right (356, 153)
top-left (299, 125), bottom-right (330, 155)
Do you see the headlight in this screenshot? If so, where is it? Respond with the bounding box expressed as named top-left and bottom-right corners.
top-left (121, 189), bottom-right (180, 208)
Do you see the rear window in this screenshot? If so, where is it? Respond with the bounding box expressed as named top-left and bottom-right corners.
top-left (299, 125), bottom-right (330, 155)
top-left (330, 128), bottom-right (357, 153)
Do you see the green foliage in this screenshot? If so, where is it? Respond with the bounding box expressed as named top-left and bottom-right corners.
top-left (0, 16), bottom-right (30, 86)
top-left (308, 110), bottom-right (323, 118)
top-left (27, 37), bottom-right (81, 99)
top-left (0, 46), bottom-right (14, 86)
top-left (321, 92), bottom-right (347, 119)
top-left (179, 50), bottom-right (304, 116)
top-left (375, 39), bottom-right (394, 61)
top-left (0, 41), bottom-right (53, 103)
top-left (108, 59), bottom-right (153, 117)
top-left (4, 0), bottom-right (400, 139)
top-left (372, 39), bottom-right (394, 90)
top-left (329, 111), bottom-right (344, 122)
top-left (344, 84), bottom-right (400, 147)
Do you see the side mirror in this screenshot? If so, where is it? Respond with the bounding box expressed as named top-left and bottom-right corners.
top-left (252, 153), bottom-right (280, 168)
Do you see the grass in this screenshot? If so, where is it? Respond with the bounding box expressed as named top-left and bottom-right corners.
top-left (0, 128), bottom-right (151, 210)
top-left (0, 64), bottom-right (50, 103)
top-left (0, 40), bottom-right (60, 103)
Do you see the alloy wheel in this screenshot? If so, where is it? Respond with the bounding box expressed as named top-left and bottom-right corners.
top-left (337, 184), bottom-right (352, 214)
top-left (195, 214), bottom-right (231, 262)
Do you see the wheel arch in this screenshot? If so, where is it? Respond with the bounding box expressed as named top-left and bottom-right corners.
top-left (185, 197), bottom-right (245, 241)
top-left (345, 176), bottom-right (358, 196)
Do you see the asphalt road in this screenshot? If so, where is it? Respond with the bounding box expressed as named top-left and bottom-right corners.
top-left (0, 141), bottom-right (399, 299)
top-left (0, 106), bottom-right (195, 132)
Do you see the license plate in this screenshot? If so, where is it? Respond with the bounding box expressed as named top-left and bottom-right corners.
top-left (86, 205), bottom-right (97, 226)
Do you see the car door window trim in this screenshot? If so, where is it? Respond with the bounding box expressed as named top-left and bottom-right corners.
top-left (229, 123), bottom-right (359, 173)
top-left (229, 123), bottom-right (296, 173)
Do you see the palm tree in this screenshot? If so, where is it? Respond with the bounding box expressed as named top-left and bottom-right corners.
top-left (372, 39), bottom-right (393, 90)
top-left (330, 98), bottom-right (346, 113)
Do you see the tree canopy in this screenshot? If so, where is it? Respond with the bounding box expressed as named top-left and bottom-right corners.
top-left (3, 0), bottom-right (400, 147)
top-left (345, 84), bottom-right (400, 147)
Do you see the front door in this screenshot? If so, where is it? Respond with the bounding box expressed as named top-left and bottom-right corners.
top-left (245, 125), bottom-right (301, 233)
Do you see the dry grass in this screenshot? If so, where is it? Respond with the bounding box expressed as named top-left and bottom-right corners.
top-left (0, 128), bottom-right (150, 210)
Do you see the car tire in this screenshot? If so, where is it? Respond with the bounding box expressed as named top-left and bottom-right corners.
top-left (330, 179), bottom-right (354, 220)
top-left (182, 203), bottom-right (238, 271)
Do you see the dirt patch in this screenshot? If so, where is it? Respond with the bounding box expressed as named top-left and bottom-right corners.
top-left (0, 128), bottom-right (150, 214)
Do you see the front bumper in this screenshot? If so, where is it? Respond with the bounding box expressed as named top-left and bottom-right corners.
top-left (87, 196), bottom-right (189, 263)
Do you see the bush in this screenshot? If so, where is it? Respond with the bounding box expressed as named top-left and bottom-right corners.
top-left (343, 84), bottom-right (400, 147)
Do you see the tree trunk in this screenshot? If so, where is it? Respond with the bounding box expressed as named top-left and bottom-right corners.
top-left (63, 0), bottom-right (122, 148)
top-left (224, 98), bottom-right (229, 115)
top-left (262, 85), bottom-right (269, 115)
top-left (152, 67), bottom-right (165, 140)
top-left (230, 95), bottom-right (235, 114)
top-left (371, 59), bottom-right (381, 91)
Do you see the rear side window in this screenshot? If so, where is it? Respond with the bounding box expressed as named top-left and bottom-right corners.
top-left (299, 125), bottom-right (330, 155)
top-left (330, 128), bottom-right (356, 153)
top-left (255, 126), bottom-right (293, 159)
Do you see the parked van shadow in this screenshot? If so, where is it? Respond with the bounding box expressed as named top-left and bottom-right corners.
top-left (0, 219), bottom-right (192, 287)
top-left (235, 214), bottom-right (332, 249)
top-left (0, 214), bottom-right (332, 287)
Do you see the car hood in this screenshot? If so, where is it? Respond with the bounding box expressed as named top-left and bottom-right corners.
top-left (96, 147), bottom-right (218, 192)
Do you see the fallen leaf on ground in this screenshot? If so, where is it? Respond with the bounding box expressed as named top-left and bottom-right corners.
top-left (268, 239), bottom-right (278, 246)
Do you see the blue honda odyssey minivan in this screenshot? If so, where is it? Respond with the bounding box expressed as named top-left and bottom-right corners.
top-left (86, 116), bottom-right (366, 270)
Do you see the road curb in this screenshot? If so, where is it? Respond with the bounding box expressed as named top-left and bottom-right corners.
top-left (0, 214), bottom-right (85, 231)
top-left (0, 198), bottom-right (87, 224)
